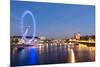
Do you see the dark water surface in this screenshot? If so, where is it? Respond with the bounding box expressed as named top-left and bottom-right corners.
top-left (11, 44), bottom-right (95, 66)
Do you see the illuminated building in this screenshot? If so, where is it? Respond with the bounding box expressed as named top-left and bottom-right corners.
top-left (75, 32), bottom-right (81, 40)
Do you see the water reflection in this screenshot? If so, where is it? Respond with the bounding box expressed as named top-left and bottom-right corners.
top-left (11, 47), bottom-right (38, 66)
top-left (74, 44), bottom-right (95, 62)
top-left (68, 48), bottom-right (75, 63)
top-left (11, 43), bottom-right (95, 66)
top-left (28, 48), bottom-right (38, 65)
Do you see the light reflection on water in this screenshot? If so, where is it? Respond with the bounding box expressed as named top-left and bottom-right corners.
top-left (11, 43), bottom-right (95, 66)
top-left (69, 48), bottom-right (75, 63)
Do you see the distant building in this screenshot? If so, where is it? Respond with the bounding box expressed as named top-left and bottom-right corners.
top-left (75, 32), bottom-right (81, 40)
top-left (39, 36), bottom-right (46, 40)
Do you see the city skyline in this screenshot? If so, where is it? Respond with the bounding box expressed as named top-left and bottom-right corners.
top-left (11, 1), bottom-right (95, 39)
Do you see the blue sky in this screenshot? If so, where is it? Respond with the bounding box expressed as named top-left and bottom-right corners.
top-left (10, 1), bottom-right (95, 39)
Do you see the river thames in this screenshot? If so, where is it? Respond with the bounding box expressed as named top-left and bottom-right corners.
top-left (11, 43), bottom-right (95, 66)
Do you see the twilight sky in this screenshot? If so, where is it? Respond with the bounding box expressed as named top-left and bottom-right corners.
top-left (10, 1), bottom-right (95, 39)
